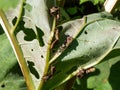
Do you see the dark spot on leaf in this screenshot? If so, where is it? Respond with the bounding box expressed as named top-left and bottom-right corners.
top-left (27, 61), bottom-right (40, 79)
top-left (57, 26), bottom-right (63, 32)
top-left (1, 84), bottom-right (5, 88)
top-left (0, 25), bottom-right (4, 35)
top-left (31, 49), bottom-right (34, 51)
top-left (112, 27), bottom-right (116, 29)
top-left (109, 61), bottom-right (120, 90)
top-left (52, 49), bottom-right (56, 53)
top-left (36, 26), bottom-right (45, 47)
top-left (90, 47), bottom-right (92, 50)
top-left (41, 55), bottom-right (44, 58)
top-left (12, 16), bottom-right (17, 25)
top-left (84, 31), bottom-right (88, 34)
top-left (24, 28), bottom-right (36, 41)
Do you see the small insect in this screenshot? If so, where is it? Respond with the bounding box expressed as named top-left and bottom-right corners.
top-left (65, 35), bottom-right (73, 46)
top-left (85, 67), bottom-right (95, 74)
top-left (57, 35), bottom-right (73, 53)
top-left (51, 28), bottom-right (60, 49)
top-left (61, 35), bottom-right (73, 48)
top-left (42, 75), bottom-right (51, 81)
top-left (50, 66), bottom-right (56, 75)
top-left (76, 69), bottom-right (85, 78)
top-left (76, 67), bottom-right (95, 78)
top-left (42, 66), bottom-right (56, 81)
top-left (50, 6), bottom-right (60, 20)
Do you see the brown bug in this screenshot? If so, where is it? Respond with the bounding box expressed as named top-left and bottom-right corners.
top-left (61, 35), bottom-right (73, 48)
top-left (42, 66), bottom-right (56, 81)
top-left (51, 28), bottom-right (60, 49)
top-left (65, 35), bottom-right (73, 47)
top-left (76, 67), bottom-right (95, 78)
top-left (50, 6), bottom-right (60, 20)
top-left (42, 75), bottom-right (51, 81)
top-left (85, 67), bottom-right (95, 74)
top-left (57, 35), bottom-right (73, 53)
top-left (76, 69), bottom-right (85, 78)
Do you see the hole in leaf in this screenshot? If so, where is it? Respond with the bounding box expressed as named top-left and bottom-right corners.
top-left (27, 61), bottom-right (40, 79)
top-left (41, 55), bottom-right (44, 58)
top-left (31, 49), bottom-right (34, 51)
top-left (24, 28), bottom-right (36, 41)
top-left (1, 84), bottom-right (5, 88)
top-left (0, 25), bottom-right (4, 35)
top-left (14, 20), bottom-right (36, 41)
top-left (12, 16), bottom-right (17, 25)
top-left (84, 31), bottom-right (88, 34)
top-left (57, 26), bottom-right (63, 32)
top-left (36, 26), bottom-right (45, 47)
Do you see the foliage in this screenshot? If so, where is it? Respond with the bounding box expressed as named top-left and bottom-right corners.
top-left (0, 0), bottom-right (19, 10)
top-left (0, 27), bottom-right (26, 90)
top-left (80, 0), bottom-right (105, 5)
top-left (0, 0), bottom-right (120, 90)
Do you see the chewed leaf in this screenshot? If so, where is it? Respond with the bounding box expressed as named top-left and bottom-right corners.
top-left (50, 12), bottom-right (113, 64)
top-left (1, 0), bottom-right (55, 89)
top-left (57, 19), bottom-right (120, 70)
top-left (50, 17), bottom-right (86, 63)
top-left (43, 16), bottom-right (120, 90)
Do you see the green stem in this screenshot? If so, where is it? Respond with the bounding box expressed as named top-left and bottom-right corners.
top-left (0, 1), bottom-right (35, 90)
top-left (11, 0), bottom-right (25, 33)
top-left (49, 18), bottom-right (117, 87)
top-left (38, 17), bottom-right (57, 90)
top-left (49, 16), bottom-right (87, 64)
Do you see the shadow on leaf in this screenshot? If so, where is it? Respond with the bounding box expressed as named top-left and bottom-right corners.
top-left (109, 61), bottom-right (120, 90)
top-left (72, 68), bottom-right (100, 90)
top-left (27, 61), bottom-right (40, 79)
top-left (0, 25), bottom-right (4, 35)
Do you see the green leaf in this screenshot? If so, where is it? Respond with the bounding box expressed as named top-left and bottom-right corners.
top-left (66, 7), bottom-right (78, 15)
top-left (1, 0), bottom-right (55, 89)
top-left (0, 0), bottom-right (19, 10)
top-left (80, 0), bottom-right (105, 5)
top-left (85, 49), bottom-right (120, 90)
top-left (16, 0), bottom-right (55, 88)
top-left (0, 73), bottom-right (26, 90)
top-left (43, 12), bottom-right (120, 89)
top-left (0, 32), bottom-right (26, 90)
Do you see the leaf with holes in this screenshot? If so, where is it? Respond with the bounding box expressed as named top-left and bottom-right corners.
top-left (42, 13), bottom-right (120, 90)
top-left (0, 0), bottom-right (55, 89)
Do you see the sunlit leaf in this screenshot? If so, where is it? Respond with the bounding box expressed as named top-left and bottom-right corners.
top-left (0, 0), bottom-right (19, 10)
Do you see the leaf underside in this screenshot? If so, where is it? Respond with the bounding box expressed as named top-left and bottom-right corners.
top-left (1, 0), bottom-right (120, 89)
top-left (42, 13), bottom-right (120, 90)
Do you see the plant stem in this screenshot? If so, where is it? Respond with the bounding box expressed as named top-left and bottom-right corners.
top-left (11, 0), bottom-right (25, 33)
top-left (49, 16), bottom-right (87, 64)
top-left (38, 17), bottom-right (57, 90)
top-left (0, 1), bottom-right (35, 89)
